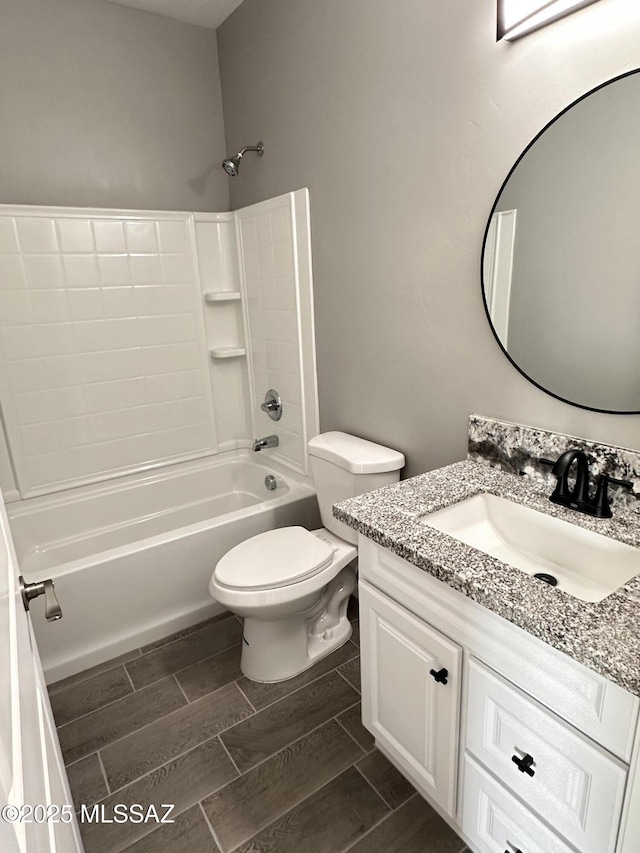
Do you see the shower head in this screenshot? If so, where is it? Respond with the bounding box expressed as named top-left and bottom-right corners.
top-left (222, 155), bottom-right (241, 177)
top-left (222, 141), bottom-right (264, 176)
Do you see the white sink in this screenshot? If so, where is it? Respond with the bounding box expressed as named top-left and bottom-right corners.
top-left (420, 492), bottom-right (640, 602)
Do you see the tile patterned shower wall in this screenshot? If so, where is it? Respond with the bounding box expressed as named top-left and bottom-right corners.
top-left (195, 214), bottom-right (252, 452)
top-left (0, 208), bottom-right (216, 497)
top-left (236, 191), bottom-right (318, 475)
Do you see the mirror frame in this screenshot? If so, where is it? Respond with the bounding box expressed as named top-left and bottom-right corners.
top-left (481, 67), bottom-right (640, 415)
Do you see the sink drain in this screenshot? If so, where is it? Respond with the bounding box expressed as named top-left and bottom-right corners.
top-left (534, 572), bottom-right (558, 587)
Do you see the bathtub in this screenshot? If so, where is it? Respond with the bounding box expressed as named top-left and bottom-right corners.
top-left (7, 452), bottom-right (320, 682)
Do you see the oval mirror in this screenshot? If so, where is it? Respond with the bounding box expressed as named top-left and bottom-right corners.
top-left (482, 69), bottom-right (640, 414)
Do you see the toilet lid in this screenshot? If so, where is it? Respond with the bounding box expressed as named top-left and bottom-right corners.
top-left (215, 526), bottom-right (335, 591)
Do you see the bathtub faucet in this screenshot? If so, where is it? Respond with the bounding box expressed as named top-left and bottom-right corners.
top-left (253, 434), bottom-right (279, 452)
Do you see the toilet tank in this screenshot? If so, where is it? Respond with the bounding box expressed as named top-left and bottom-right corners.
top-left (308, 432), bottom-right (405, 545)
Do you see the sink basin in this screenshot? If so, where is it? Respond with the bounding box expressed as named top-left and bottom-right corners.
top-left (420, 492), bottom-right (640, 602)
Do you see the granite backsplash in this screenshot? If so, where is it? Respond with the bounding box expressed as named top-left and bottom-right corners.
top-left (468, 415), bottom-right (640, 512)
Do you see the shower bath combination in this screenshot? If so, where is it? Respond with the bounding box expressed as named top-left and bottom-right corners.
top-left (222, 141), bottom-right (264, 176)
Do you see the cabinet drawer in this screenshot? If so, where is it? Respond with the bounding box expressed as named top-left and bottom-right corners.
top-left (466, 658), bottom-right (627, 853)
top-left (462, 754), bottom-right (575, 853)
top-left (359, 580), bottom-right (461, 816)
top-left (361, 536), bottom-right (638, 761)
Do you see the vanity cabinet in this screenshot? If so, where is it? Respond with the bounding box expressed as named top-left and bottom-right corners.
top-left (359, 581), bottom-right (461, 815)
top-left (357, 535), bottom-right (640, 853)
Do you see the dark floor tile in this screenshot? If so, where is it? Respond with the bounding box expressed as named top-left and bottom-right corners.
top-left (139, 612), bottom-right (231, 654)
top-left (351, 619), bottom-right (360, 647)
top-left (102, 683), bottom-right (253, 790)
top-left (235, 766), bottom-right (388, 853)
top-left (346, 793), bottom-right (465, 853)
top-left (203, 719), bottom-right (363, 852)
top-left (80, 738), bottom-right (237, 853)
top-left (337, 703), bottom-right (375, 752)
top-left (121, 804), bottom-right (219, 853)
top-left (58, 677), bottom-right (186, 765)
top-left (126, 618), bottom-right (243, 689)
top-left (50, 665), bottom-right (133, 727)
top-left (175, 644), bottom-right (242, 702)
top-left (236, 641), bottom-right (358, 711)
top-left (338, 656), bottom-right (361, 692)
top-left (48, 649), bottom-right (141, 695)
top-left (66, 754), bottom-right (108, 811)
top-left (357, 749), bottom-right (416, 808)
top-left (221, 671), bottom-right (358, 773)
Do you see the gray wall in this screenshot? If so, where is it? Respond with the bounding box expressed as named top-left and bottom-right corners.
top-left (0, 0), bottom-right (229, 212)
top-left (217, 0), bottom-right (640, 477)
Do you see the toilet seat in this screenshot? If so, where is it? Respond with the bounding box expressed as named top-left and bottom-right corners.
top-left (214, 526), bottom-right (335, 591)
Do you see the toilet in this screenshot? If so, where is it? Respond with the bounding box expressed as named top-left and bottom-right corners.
top-left (209, 431), bottom-right (405, 682)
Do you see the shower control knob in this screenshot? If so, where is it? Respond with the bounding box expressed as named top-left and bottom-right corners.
top-left (261, 390), bottom-right (283, 421)
top-left (19, 575), bottom-right (63, 622)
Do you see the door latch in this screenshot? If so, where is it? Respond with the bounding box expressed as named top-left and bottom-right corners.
top-left (19, 576), bottom-right (63, 621)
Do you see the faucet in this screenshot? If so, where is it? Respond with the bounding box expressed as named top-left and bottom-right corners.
top-left (545, 449), bottom-right (591, 509)
top-left (253, 434), bottom-right (279, 452)
top-left (541, 449), bottom-right (633, 517)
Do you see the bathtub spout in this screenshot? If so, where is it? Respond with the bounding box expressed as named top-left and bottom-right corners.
top-left (253, 435), bottom-right (279, 451)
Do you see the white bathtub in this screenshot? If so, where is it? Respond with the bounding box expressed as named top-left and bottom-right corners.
top-left (7, 452), bottom-right (320, 682)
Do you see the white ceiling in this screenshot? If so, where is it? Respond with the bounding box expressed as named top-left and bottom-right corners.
top-left (103, 0), bottom-right (244, 30)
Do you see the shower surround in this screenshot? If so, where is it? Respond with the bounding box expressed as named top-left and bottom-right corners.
top-left (0, 190), bottom-right (320, 679)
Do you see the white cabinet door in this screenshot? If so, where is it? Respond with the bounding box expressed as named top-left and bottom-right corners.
top-left (0, 494), bottom-right (82, 853)
top-left (359, 580), bottom-right (461, 816)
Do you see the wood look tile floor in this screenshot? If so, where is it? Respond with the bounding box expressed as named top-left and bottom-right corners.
top-left (49, 603), bottom-right (469, 853)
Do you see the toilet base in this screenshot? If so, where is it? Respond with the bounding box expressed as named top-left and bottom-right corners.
top-left (240, 566), bottom-right (356, 682)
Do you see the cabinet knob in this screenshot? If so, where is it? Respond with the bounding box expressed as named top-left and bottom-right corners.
top-left (511, 752), bottom-right (535, 777)
top-left (429, 667), bottom-right (448, 685)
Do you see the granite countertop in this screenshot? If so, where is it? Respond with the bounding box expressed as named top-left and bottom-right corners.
top-left (334, 460), bottom-right (640, 697)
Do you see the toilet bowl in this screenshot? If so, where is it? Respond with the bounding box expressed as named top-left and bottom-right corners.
top-left (210, 432), bottom-right (404, 682)
top-left (210, 527), bottom-right (357, 682)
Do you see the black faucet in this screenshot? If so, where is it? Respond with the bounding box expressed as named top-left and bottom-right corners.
top-left (541, 450), bottom-right (634, 518)
top-left (546, 449), bottom-right (591, 508)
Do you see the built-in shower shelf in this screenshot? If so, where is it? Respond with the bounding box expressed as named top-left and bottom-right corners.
top-left (204, 291), bottom-right (242, 303)
top-left (209, 347), bottom-right (246, 359)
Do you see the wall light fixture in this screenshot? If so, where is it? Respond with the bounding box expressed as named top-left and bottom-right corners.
top-left (497, 0), bottom-right (601, 40)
